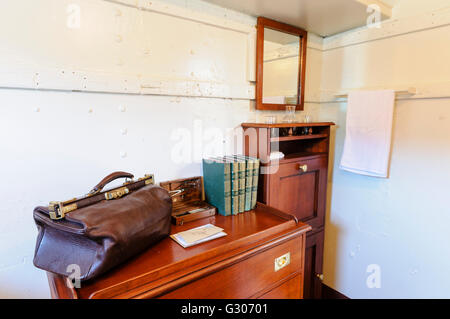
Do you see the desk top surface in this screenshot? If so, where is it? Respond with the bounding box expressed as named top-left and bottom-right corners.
top-left (50, 203), bottom-right (310, 299)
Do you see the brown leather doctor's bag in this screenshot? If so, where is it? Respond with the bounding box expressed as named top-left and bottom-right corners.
top-left (33, 172), bottom-right (172, 281)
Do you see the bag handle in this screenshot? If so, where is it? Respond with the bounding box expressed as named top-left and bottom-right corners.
top-left (87, 171), bottom-right (134, 196)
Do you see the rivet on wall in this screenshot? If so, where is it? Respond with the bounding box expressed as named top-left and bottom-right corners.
top-left (33, 72), bottom-right (40, 88)
top-left (170, 97), bottom-right (181, 103)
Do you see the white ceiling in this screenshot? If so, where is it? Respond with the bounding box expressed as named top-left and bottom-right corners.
top-left (203, 0), bottom-right (393, 37)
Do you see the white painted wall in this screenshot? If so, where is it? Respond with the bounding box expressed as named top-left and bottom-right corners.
top-left (0, 0), bottom-right (322, 298)
top-left (318, 1), bottom-right (450, 298)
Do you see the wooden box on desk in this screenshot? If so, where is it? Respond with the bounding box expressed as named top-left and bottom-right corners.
top-left (47, 203), bottom-right (311, 299)
top-left (160, 176), bottom-right (216, 226)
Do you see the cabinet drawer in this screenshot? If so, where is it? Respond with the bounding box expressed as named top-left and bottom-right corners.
top-left (267, 156), bottom-right (328, 230)
top-left (278, 156), bottom-right (327, 177)
top-left (257, 274), bottom-right (302, 299)
top-left (157, 236), bottom-right (304, 299)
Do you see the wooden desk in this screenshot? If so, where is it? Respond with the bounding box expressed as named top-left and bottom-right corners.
top-left (47, 203), bottom-right (311, 299)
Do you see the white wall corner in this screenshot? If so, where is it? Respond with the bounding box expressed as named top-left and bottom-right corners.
top-left (355, 0), bottom-right (393, 17)
top-left (323, 6), bottom-right (450, 51)
top-left (307, 33), bottom-right (324, 51)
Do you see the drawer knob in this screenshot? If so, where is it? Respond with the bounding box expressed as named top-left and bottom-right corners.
top-left (316, 273), bottom-right (324, 281)
top-left (298, 164), bottom-right (308, 172)
top-left (274, 252), bottom-right (290, 271)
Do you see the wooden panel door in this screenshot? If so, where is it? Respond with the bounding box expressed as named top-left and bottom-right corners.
top-left (303, 230), bottom-right (324, 299)
top-left (266, 155), bottom-right (328, 231)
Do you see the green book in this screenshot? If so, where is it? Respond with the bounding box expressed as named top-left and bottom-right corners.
top-left (225, 156), bottom-right (246, 214)
top-left (233, 155), bottom-right (254, 212)
top-left (228, 158), bottom-right (240, 215)
top-left (251, 158), bottom-right (260, 209)
top-left (202, 157), bottom-right (231, 216)
top-left (237, 158), bottom-right (246, 213)
top-left (244, 156), bottom-right (254, 211)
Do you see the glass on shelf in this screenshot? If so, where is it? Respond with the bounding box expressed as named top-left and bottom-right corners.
top-left (282, 105), bottom-right (296, 123)
top-left (281, 105), bottom-right (297, 136)
top-left (264, 115), bottom-right (277, 124)
top-left (304, 115), bottom-right (311, 123)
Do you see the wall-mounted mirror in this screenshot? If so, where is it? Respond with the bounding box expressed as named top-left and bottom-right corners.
top-left (256, 17), bottom-right (307, 111)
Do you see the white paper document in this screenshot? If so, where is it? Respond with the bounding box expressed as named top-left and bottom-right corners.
top-left (170, 224), bottom-right (227, 248)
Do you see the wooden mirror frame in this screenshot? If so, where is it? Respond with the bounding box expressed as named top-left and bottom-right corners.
top-left (256, 17), bottom-right (308, 111)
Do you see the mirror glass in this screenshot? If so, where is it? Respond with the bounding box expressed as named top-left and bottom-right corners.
top-left (262, 28), bottom-right (300, 105)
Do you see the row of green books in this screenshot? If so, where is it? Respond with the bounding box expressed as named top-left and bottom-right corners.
top-left (202, 155), bottom-right (260, 216)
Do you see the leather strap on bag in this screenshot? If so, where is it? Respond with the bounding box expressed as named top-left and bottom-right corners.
top-left (87, 171), bottom-right (134, 196)
top-left (48, 172), bottom-right (154, 220)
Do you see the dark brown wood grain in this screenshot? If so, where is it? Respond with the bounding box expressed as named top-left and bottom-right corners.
top-left (47, 272), bottom-right (77, 299)
top-left (255, 17), bottom-right (308, 111)
top-left (304, 230), bottom-right (324, 299)
top-left (258, 274), bottom-right (303, 299)
top-left (267, 155), bottom-right (328, 230)
top-left (47, 203), bottom-right (311, 299)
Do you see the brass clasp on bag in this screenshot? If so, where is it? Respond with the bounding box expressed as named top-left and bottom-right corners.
top-left (105, 187), bottom-right (129, 200)
top-left (49, 201), bottom-right (77, 220)
top-left (137, 174), bottom-right (154, 185)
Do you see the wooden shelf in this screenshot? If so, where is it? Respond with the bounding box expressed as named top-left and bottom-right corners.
top-left (278, 152), bottom-right (328, 164)
top-left (261, 152), bottom-right (328, 166)
top-left (270, 133), bottom-right (328, 142)
top-left (242, 122), bottom-right (335, 128)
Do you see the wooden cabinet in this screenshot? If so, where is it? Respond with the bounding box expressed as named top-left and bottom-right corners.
top-left (47, 203), bottom-right (311, 299)
top-left (304, 230), bottom-right (324, 299)
top-left (242, 122), bottom-right (333, 299)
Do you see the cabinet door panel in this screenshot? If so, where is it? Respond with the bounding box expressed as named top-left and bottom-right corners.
top-left (267, 156), bottom-right (327, 230)
top-left (303, 230), bottom-right (324, 299)
top-left (278, 171), bottom-right (317, 221)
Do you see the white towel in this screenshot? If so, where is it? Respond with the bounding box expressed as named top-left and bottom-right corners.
top-left (340, 90), bottom-right (395, 178)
